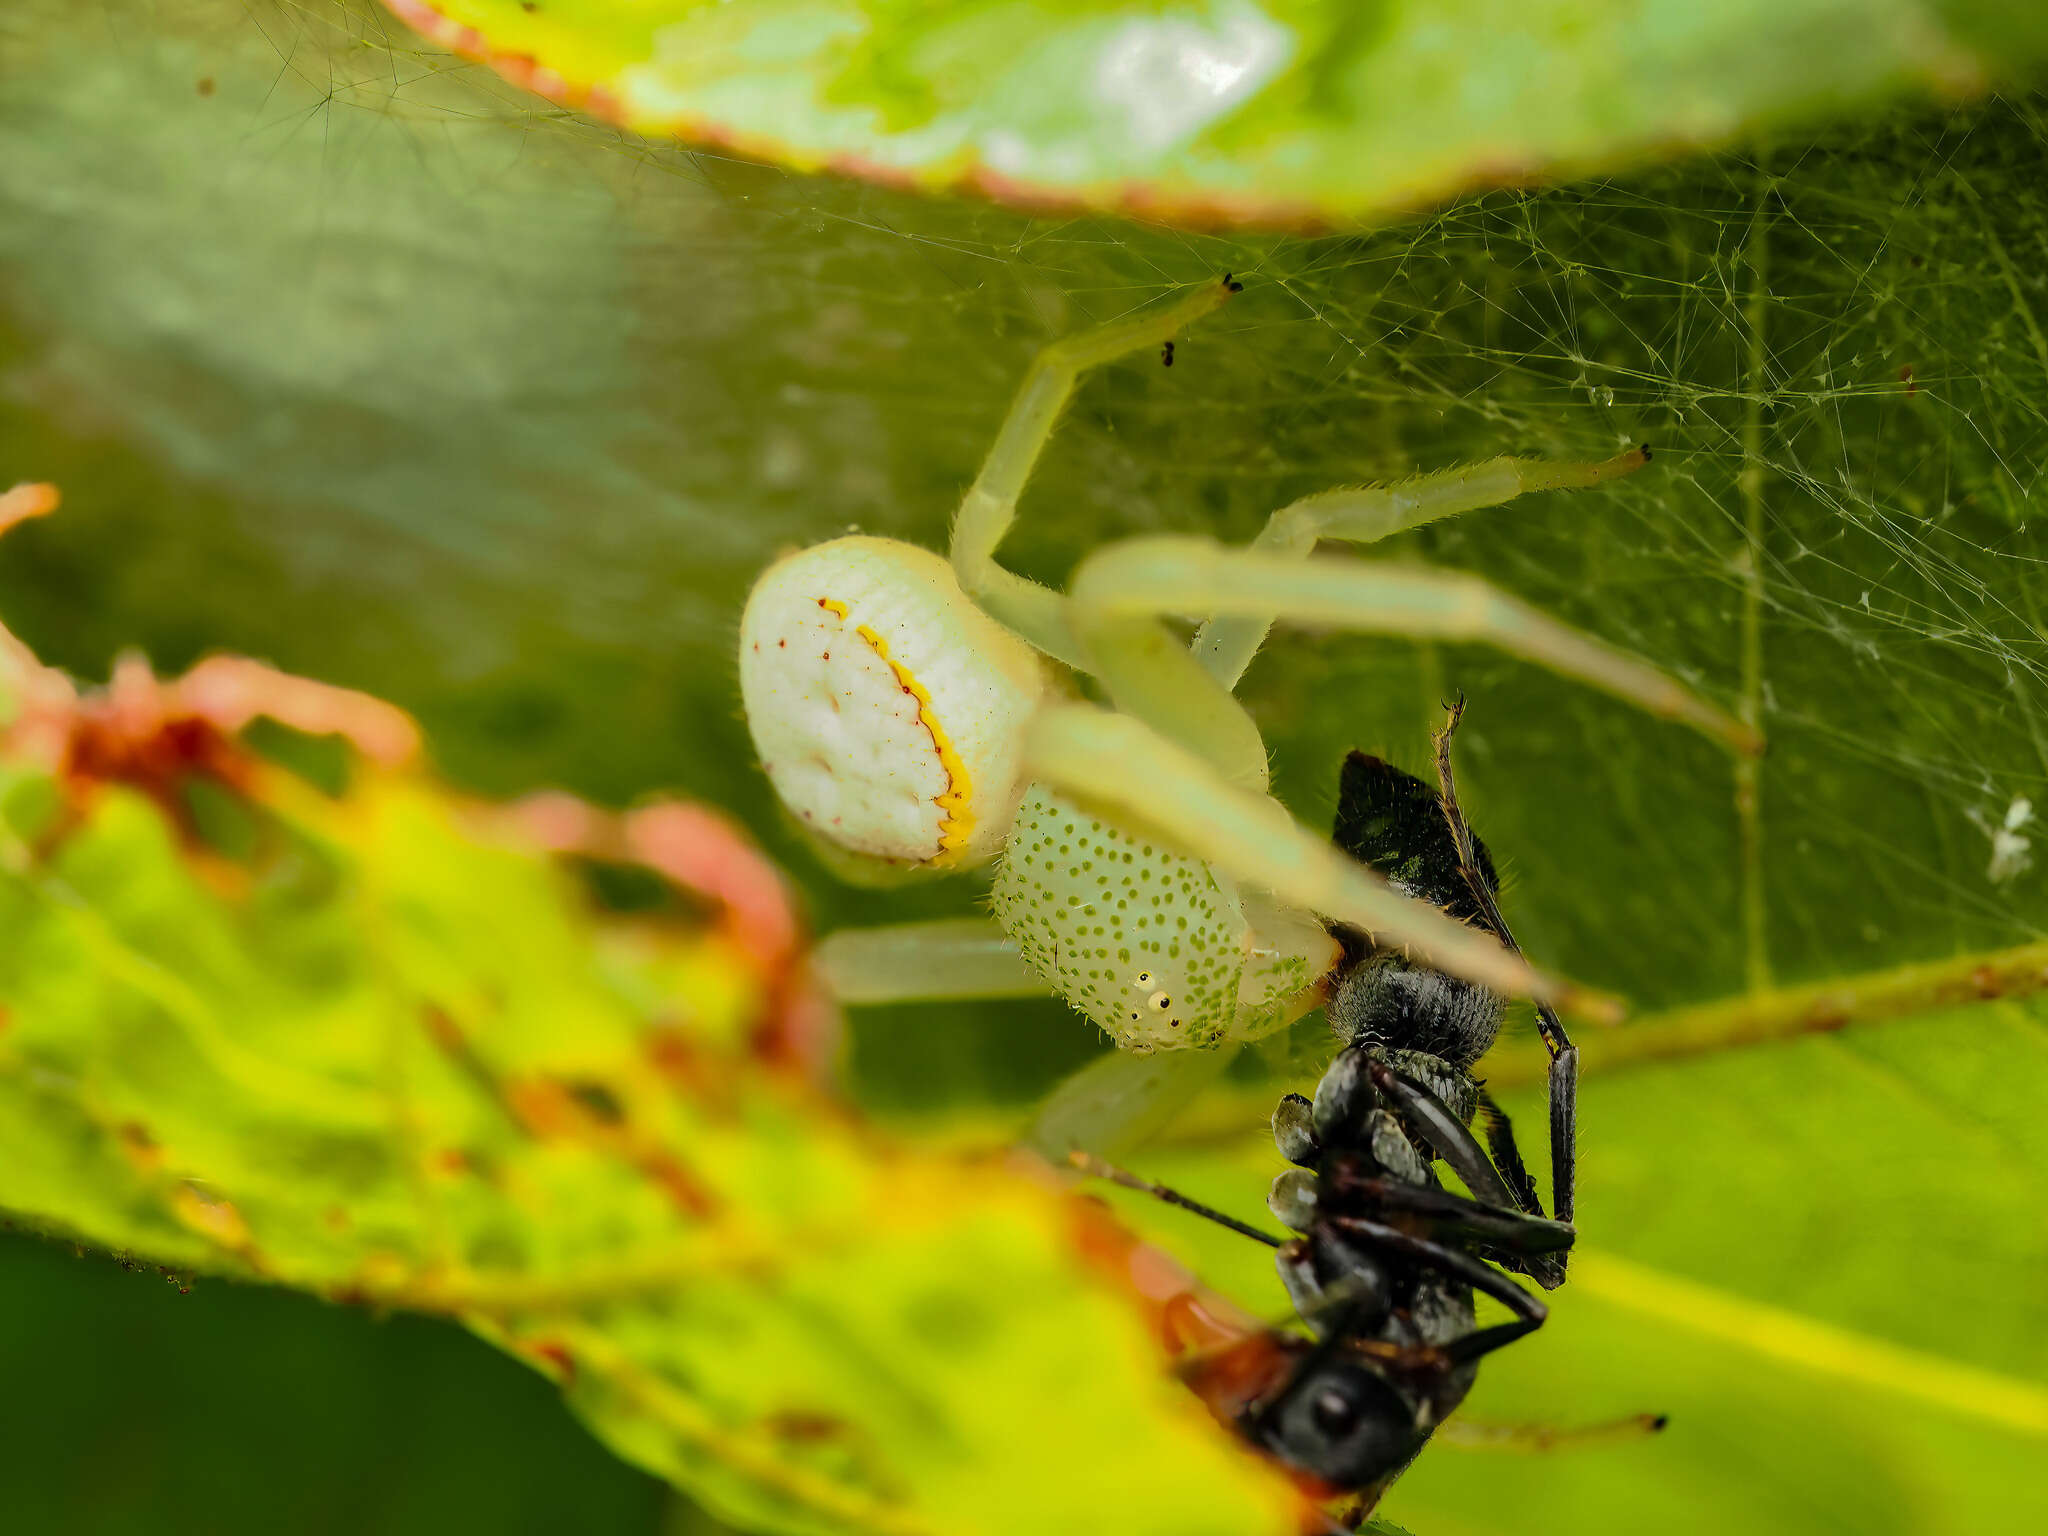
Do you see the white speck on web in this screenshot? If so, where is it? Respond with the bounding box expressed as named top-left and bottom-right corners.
top-left (1970, 796), bottom-right (2035, 885)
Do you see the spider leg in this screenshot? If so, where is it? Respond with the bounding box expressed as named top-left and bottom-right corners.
top-left (951, 278), bottom-right (1239, 669)
top-left (1028, 1047), bottom-right (1237, 1162)
top-left (1068, 537), bottom-right (1763, 758)
top-left (1195, 447), bottom-right (1652, 691)
top-left (813, 918), bottom-right (1048, 1003)
top-left (1021, 705), bottom-right (1625, 1020)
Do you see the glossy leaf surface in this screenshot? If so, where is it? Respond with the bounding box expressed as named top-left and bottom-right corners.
top-left (381, 0), bottom-right (2048, 228)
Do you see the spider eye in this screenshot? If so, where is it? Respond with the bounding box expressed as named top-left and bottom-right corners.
top-left (1134, 971), bottom-right (1154, 986)
top-left (1147, 991), bottom-right (1172, 1012)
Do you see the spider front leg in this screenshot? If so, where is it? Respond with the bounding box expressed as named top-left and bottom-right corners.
top-left (1195, 446), bottom-right (1654, 691)
top-left (1021, 705), bottom-right (1618, 1022)
top-left (1070, 537), bottom-right (1764, 759)
top-left (950, 277), bottom-right (1240, 668)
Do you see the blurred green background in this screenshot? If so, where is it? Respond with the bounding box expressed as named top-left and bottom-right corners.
top-left (4, 2), bottom-right (2047, 1532)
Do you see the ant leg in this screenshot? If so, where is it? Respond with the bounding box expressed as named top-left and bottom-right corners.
top-left (1543, 1044), bottom-right (1580, 1233)
top-left (1433, 699), bottom-right (1578, 1242)
top-left (1067, 1151), bottom-right (1286, 1249)
top-left (1363, 1061), bottom-right (1574, 1289)
top-left (1441, 1412), bottom-right (1668, 1452)
top-left (1328, 1214), bottom-right (1547, 1365)
top-left (1472, 1090), bottom-right (1543, 1218)
top-left (1364, 1060), bottom-right (1519, 1210)
top-left (1472, 1091), bottom-right (1569, 1289)
top-left (1319, 1166), bottom-right (1573, 1256)
top-left (951, 278), bottom-right (1240, 669)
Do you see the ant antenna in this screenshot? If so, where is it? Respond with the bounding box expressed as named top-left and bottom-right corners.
top-left (1442, 1411), bottom-right (1669, 1451)
top-left (1068, 1151), bottom-right (1284, 1248)
top-left (1432, 696), bottom-right (1572, 1061)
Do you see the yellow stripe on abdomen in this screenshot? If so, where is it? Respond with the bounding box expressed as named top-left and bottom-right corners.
top-left (812, 595), bottom-right (975, 858)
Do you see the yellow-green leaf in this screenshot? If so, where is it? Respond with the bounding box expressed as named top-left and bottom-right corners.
top-left (380, 0), bottom-right (2048, 228)
top-left (0, 685), bottom-right (1296, 1536)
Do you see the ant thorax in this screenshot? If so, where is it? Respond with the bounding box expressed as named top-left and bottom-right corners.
top-left (1325, 747), bottom-right (1513, 1081)
top-left (1326, 956), bottom-right (1506, 1088)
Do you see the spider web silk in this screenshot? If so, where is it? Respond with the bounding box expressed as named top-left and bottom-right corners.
top-left (0, 0), bottom-right (2043, 1036)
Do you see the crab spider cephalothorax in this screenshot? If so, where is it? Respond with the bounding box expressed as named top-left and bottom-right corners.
top-left (739, 279), bottom-right (1761, 1052)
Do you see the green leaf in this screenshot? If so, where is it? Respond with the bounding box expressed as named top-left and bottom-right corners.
top-left (378, 0), bottom-right (2048, 227)
top-left (6, 3), bottom-right (2048, 1534)
top-left (0, 675), bottom-right (1296, 1535)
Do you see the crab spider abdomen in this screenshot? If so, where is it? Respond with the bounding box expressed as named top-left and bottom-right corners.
top-left (990, 785), bottom-right (1333, 1050)
top-left (739, 536), bottom-right (1048, 868)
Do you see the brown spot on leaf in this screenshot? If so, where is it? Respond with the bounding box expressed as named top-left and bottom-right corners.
top-left (420, 1004), bottom-right (466, 1053)
top-left (433, 1146), bottom-right (471, 1177)
top-left (563, 1079), bottom-right (626, 1126)
top-left (643, 1153), bottom-right (721, 1220)
top-left (117, 1121), bottom-right (162, 1172)
top-left (762, 1409), bottom-right (852, 1443)
top-left (172, 1182), bottom-right (255, 1256)
top-left (519, 1336), bottom-right (577, 1384)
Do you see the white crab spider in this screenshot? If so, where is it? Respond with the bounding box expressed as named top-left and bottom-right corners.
top-left (740, 279), bottom-right (1759, 1052)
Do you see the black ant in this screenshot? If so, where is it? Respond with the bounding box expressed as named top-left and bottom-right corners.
top-left (1079, 699), bottom-right (1612, 1523)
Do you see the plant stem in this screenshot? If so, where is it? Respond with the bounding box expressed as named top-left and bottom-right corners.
top-left (1158, 938), bottom-right (2048, 1143)
top-left (1735, 157), bottom-right (1775, 994)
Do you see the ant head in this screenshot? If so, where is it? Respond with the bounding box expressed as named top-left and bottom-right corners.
top-left (1250, 1348), bottom-right (1428, 1493)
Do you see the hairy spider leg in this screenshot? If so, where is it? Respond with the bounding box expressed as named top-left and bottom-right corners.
top-left (1194, 447), bottom-right (1654, 691)
top-left (1433, 696), bottom-right (1578, 1243)
top-left (1067, 537), bottom-right (1764, 769)
top-left (1021, 704), bottom-right (1627, 1022)
top-left (950, 277), bottom-right (1241, 669)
